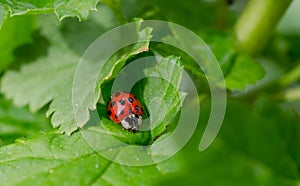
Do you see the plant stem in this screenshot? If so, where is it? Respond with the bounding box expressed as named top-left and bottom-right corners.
top-left (234, 0), bottom-right (292, 56)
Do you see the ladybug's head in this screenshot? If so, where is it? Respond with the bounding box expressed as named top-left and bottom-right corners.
top-left (121, 114), bottom-right (142, 133)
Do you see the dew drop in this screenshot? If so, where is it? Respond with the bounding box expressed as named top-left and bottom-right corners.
top-left (95, 164), bottom-right (99, 168)
top-left (109, 148), bottom-right (113, 152)
top-left (49, 169), bottom-right (54, 173)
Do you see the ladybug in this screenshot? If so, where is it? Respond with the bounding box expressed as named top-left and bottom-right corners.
top-left (106, 91), bottom-right (143, 132)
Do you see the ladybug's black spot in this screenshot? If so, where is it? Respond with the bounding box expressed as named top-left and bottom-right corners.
top-left (135, 106), bottom-right (139, 111)
top-left (119, 99), bottom-right (125, 105)
top-left (120, 110), bottom-right (124, 115)
top-left (107, 110), bottom-right (112, 116)
top-left (128, 97), bottom-right (134, 103)
top-left (111, 101), bottom-right (116, 107)
top-left (114, 92), bottom-right (120, 97)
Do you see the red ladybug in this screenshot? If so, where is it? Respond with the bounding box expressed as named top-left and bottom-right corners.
top-left (106, 91), bottom-right (143, 132)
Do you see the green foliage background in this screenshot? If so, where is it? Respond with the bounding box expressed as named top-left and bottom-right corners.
top-left (0, 0), bottom-right (299, 185)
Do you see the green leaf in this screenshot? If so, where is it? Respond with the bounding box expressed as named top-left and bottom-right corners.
top-left (0, 131), bottom-right (162, 185)
top-left (225, 54), bottom-right (265, 90)
top-left (73, 19), bottom-right (152, 128)
top-left (0, 99), bottom-right (50, 146)
top-left (0, 16), bottom-right (34, 72)
top-left (95, 105), bottom-right (152, 145)
top-left (143, 56), bottom-right (186, 138)
top-left (92, 56), bottom-right (185, 145)
top-left (1, 18), bottom-right (152, 135)
top-left (74, 56), bottom-right (185, 167)
top-left (0, 0), bottom-right (99, 21)
top-left (1, 17), bottom-right (80, 134)
top-left (1, 45), bottom-right (79, 135)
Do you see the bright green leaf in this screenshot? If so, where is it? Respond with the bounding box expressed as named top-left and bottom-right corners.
top-left (143, 56), bottom-right (186, 138)
top-left (73, 56), bottom-right (185, 168)
top-left (90, 56), bottom-right (185, 145)
top-left (0, 131), bottom-right (162, 185)
top-left (1, 45), bottom-right (79, 135)
top-left (94, 108), bottom-right (152, 145)
top-left (0, 0), bottom-right (99, 21)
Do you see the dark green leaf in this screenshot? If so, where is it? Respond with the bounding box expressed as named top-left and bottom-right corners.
top-left (225, 54), bottom-right (265, 90)
top-left (200, 32), bottom-right (265, 90)
top-left (0, 16), bottom-right (34, 72)
top-left (0, 0), bottom-right (99, 21)
top-left (0, 99), bottom-right (50, 146)
top-left (156, 98), bottom-right (300, 185)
